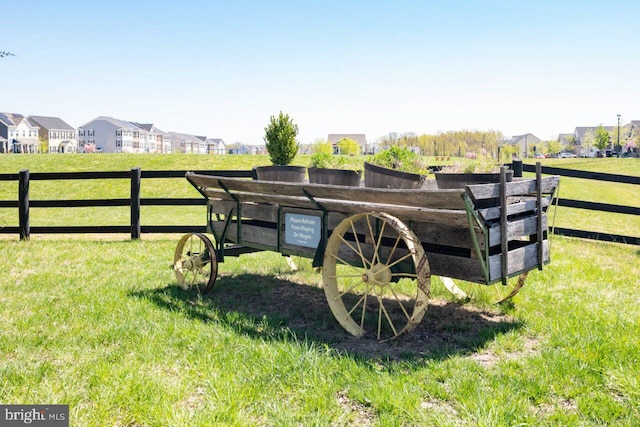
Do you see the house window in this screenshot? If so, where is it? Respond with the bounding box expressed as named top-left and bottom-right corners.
top-left (88, 130), bottom-right (94, 137)
top-left (116, 139), bottom-right (122, 148)
top-left (116, 130), bottom-right (122, 136)
top-left (79, 129), bottom-right (85, 136)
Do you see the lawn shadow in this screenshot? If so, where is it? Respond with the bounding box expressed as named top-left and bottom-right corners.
top-left (131, 272), bottom-right (523, 363)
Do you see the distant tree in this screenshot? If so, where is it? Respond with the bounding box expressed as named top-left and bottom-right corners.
top-left (38, 137), bottom-right (49, 153)
top-left (337, 138), bottom-right (359, 155)
top-left (565, 135), bottom-right (577, 151)
top-left (311, 139), bottom-right (332, 155)
top-left (547, 140), bottom-right (562, 156)
top-left (581, 130), bottom-right (596, 157)
top-left (594, 125), bottom-right (610, 151)
top-left (398, 132), bottom-right (419, 148)
top-left (612, 124), bottom-right (631, 153)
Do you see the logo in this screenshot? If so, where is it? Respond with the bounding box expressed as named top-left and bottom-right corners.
top-left (1, 405), bottom-right (68, 426)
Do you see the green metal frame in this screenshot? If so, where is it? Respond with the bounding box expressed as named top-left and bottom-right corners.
top-left (463, 193), bottom-right (490, 285)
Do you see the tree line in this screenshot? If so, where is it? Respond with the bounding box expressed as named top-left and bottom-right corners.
top-left (376, 130), bottom-right (505, 159)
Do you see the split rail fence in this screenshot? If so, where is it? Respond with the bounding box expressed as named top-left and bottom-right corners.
top-left (0, 164), bottom-right (638, 245)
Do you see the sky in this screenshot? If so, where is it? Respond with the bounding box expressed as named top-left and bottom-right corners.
top-left (2, 0), bottom-right (639, 145)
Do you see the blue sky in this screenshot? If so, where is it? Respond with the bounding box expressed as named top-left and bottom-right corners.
top-left (2, 0), bottom-right (639, 144)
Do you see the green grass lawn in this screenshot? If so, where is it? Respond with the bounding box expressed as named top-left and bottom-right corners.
top-left (0, 153), bottom-right (639, 425)
top-left (1, 236), bottom-right (638, 425)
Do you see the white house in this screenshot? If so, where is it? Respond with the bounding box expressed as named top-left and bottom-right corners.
top-left (504, 133), bottom-right (541, 157)
top-left (133, 123), bottom-right (172, 153)
top-left (206, 138), bottom-right (226, 154)
top-left (0, 112), bottom-right (40, 153)
top-left (167, 132), bottom-right (207, 154)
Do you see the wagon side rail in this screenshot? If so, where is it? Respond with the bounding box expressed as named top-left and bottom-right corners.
top-left (185, 171), bottom-right (559, 285)
top-left (463, 166), bottom-right (560, 285)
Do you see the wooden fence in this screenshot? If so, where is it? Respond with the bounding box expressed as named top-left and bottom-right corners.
top-left (0, 165), bottom-right (638, 245)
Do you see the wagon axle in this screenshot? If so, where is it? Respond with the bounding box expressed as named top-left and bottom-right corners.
top-left (361, 263), bottom-right (392, 288)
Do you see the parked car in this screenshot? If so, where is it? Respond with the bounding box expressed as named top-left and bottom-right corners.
top-left (534, 153), bottom-right (546, 159)
top-left (559, 152), bottom-right (577, 158)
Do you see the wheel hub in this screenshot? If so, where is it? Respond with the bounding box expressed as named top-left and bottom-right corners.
top-left (361, 263), bottom-right (391, 288)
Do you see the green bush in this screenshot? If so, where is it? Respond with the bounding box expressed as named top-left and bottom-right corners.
top-left (309, 152), bottom-right (350, 169)
top-left (264, 111), bottom-right (299, 165)
top-left (368, 146), bottom-right (430, 175)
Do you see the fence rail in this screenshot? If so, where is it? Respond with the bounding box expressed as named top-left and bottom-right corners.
top-left (0, 165), bottom-right (638, 245)
top-left (520, 162), bottom-right (639, 245)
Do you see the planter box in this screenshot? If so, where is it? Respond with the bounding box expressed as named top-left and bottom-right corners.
top-left (254, 165), bottom-right (307, 182)
top-left (435, 170), bottom-right (513, 189)
top-left (364, 162), bottom-right (427, 189)
top-left (308, 168), bottom-right (362, 186)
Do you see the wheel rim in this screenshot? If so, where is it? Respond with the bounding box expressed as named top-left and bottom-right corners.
top-left (440, 272), bottom-right (528, 305)
top-left (174, 233), bottom-right (217, 293)
top-left (323, 212), bottom-right (430, 341)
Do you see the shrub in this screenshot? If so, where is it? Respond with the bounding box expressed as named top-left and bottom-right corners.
top-left (264, 111), bottom-right (299, 165)
top-left (368, 146), bottom-right (430, 175)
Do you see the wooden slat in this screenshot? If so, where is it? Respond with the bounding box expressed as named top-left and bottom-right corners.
top-left (411, 221), bottom-right (481, 250)
top-left (187, 173), bottom-right (466, 210)
top-left (465, 175), bottom-right (560, 202)
top-left (487, 241), bottom-right (549, 282)
top-left (477, 198), bottom-right (550, 222)
top-left (210, 201), bottom-right (282, 223)
top-left (500, 168), bottom-right (509, 285)
top-left (426, 252), bottom-right (485, 282)
top-left (487, 216), bottom-right (548, 247)
top-left (201, 187), bottom-right (471, 227)
top-left (212, 222), bottom-right (277, 248)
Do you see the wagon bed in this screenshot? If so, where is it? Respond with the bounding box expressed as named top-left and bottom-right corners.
top-left (175, 167), bottom-right (559, 340)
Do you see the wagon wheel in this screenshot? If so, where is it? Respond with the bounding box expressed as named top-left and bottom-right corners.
top-left (174, 233), bottom-right (218, 293)
top-left (440, 272), bottom-right (528, 305)
top-left (323, 212), bottom-right (430, 341)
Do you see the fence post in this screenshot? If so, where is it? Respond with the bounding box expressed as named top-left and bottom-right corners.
top-left (131, 167), bottom-right (141, 240)
top-left (19, 169), bottom-right (30, 240)
top-left (512, 159), bottom-right (523, 178)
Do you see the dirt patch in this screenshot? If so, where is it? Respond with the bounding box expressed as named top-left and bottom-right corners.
top-left (140, 272), bottom-right (524, 361)
top-left (336, 390), bottom-right (376, 426)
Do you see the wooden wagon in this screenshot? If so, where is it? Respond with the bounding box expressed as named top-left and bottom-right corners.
top-left (174, 166), bottom-right (559, 341)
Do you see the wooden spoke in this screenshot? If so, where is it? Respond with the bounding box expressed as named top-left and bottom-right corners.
top-left (323, 212), bottom-right (430, 341)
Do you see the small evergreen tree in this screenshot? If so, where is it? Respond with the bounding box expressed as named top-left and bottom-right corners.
top-left (264, 111), bottom-right (299, 165)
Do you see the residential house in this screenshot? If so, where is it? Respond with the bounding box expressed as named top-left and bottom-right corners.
top-left (626, 121), bottom-right (639, 157)
top-left (133, 123), bottom-right (172, 153)
top-left (167, 132), bottom-right (207, 154)
top-left (504, 133), bottom-right (541, 157)
top-left (572, 126), bottom-right (615, 157)
top-left (78, 116), bottom-right (152, 153)
top-left (27, 115), bottom-right (78, 153)
top-left (206, 138), bottom-right (226, 155)
top-left (228, 143), bottom-right (255, 155)
top-left (0, 112), bottom-right (40, 153)
top-left (327, 133), bottom-right (367, 155)
top-left (0, 136), bottom-right (7, 153)
top-left (557, 133), bottom-right (576, 147)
